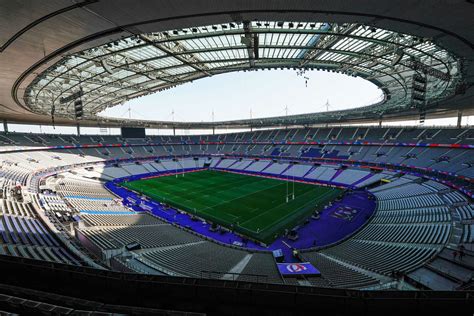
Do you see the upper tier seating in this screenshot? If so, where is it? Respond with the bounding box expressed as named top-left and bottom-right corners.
top-left (2, 126), bottom-right (474, 179)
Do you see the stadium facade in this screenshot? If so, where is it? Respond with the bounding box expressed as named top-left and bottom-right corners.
top-left (0, 1), bottom-right (473, 315)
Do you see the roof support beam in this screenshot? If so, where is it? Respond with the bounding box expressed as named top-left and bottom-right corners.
top-left (138, 34), bottom-right (213, 77)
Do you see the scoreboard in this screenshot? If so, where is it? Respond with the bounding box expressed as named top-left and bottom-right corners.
top-left (121, 127), bottom-right (146, 138)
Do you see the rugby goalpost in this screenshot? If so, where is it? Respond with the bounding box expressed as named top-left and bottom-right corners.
top-left (285, 173), bottom-right (295, 203)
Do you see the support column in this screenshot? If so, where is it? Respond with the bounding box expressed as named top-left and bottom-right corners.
top-left (212, 127), bottom-right (215, 135)
top-left (76, 123), bottom-right (80, 136)
top-left (173, 126), bottom-right (176, 136)
top-left (378, 119), bottom-right (382, 128)
top-left (457, 111), bottom-right (463, 128)
top-left (3, 120), bottom-right (8, 133)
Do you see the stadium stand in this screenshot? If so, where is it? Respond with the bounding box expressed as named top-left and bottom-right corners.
top-left (0, 127), bottom-right (472, 293)
top-left (0, 2), bottom-right (473, 312)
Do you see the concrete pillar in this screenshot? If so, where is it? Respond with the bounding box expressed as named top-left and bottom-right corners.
top-left (173, 127), bottom-right (176, 136)
top-left (3, 120), bottom-right (8, 133)
top-left (76, 123), bottom-right (80, 136)
top-left (457, 111), bottom-right (463, 128)
top-left (212, 127), bottom-right (215, 135)
top-left (379, 119), bottom-right (382, 128)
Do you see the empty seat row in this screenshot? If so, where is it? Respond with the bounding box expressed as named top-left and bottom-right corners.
top-left (456, 205), bottom-right (474, 221)
top-left (443, 191), bottom-right (468, 204)
top-left (236, 253), bottom-right (283, 284)
top-left (376, 194), bottom-right (444, 211)
top-left (81, 213), bottom-right (164, 227)
top-left (79, 224), bottom-right (203, 250)
top-left (0, 215), bottom-right (59, 247)
top-left (139, 241), bottom-right (248, 277)
top-left (353, 224), bottom-right (451, 245)
top-left (302, 252), bottom-right (380, 288)
top-left (373, 183), bottom-right (434, 200)
top-left (320, 240), bottom-right (438, 275)
top-left (371, 207), bottom-right (450, 224)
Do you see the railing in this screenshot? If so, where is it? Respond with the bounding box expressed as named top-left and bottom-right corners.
top-left (200, 270), bottom-right (269, 283)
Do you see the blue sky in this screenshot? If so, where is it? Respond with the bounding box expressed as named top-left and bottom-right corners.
top-left (100, 70), bottom-right (383, 122)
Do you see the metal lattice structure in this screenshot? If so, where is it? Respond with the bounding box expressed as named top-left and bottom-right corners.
top-left (24, 21), bottom-right (462, 128)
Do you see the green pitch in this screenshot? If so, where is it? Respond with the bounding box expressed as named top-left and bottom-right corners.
top-left (121, 170), bottom-right (342, 244)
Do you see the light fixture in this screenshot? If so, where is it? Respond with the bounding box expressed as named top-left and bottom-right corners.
top-left (391, 48), bottom-right (404, 66)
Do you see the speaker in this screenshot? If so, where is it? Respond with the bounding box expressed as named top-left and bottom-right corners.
top-left (419, 111), bottom-right (426, 124)
top-left (74, 99), bottom-right (83, 119)
top-left (411, 74), bottom-right (427, 108)
top-left (253, 34), bottom-right (259, 59)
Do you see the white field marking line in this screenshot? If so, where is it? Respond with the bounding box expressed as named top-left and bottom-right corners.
top-left (220, 169), bottom-right (340, 188)
top-left (133, 177), bottom-right (233, 201)
top-left (253, 189), bottom-right (338, 233)
top-left (155, 172), bottom-right (276, 211)
top-left (142, 172), bottom-right (337, 232)
top-left (140, 181), bottom-right (201, 207)
top-left (248, 207), bottom-right (260, 214)
top-left (141, 172), bottom-right (227, 199)
top-left (199, 180), bottom-right (284, 213)
top-left (238, 186), bottom-right (317, 228)
top-left (239, 187), bottom-right (338, 233)
top-left (149, 171), bottom-right (291, 207)
top-left (193, 176), bottom-right (258, 197)
top-left (154, 172), bottom-right (253, 199)
top-left (219, 212), bottom-right (239, 220)
top-left (168, 177), bottom-right (286, 225)
top-left (168, 178), bottom-right (257, 209)
top-left (143, 172), bottom-right (273, 217)
top-left (189, 181), bottom-right (282, 224)
top-left (158, 175), bottom-right (297, 215)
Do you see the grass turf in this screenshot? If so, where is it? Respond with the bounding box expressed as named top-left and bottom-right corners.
top-left (121, 170), bottom-right (342, 244)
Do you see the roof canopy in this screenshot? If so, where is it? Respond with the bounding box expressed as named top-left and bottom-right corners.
top-left (1, 0), bottom-right (472, 129)
top-left (24, 21), bottom-right (461, 128)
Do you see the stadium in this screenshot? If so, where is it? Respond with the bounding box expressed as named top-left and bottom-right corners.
top-left (0, 1), bottom-right (473, 314)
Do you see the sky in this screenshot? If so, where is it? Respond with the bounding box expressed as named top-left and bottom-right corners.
top-left (100, 69), bottom-right (384, 122)
top-left (4, 69), bottom-right (470, 135)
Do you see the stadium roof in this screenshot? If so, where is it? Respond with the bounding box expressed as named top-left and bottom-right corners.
top-left (0, 1), bottom-right (473, 129)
